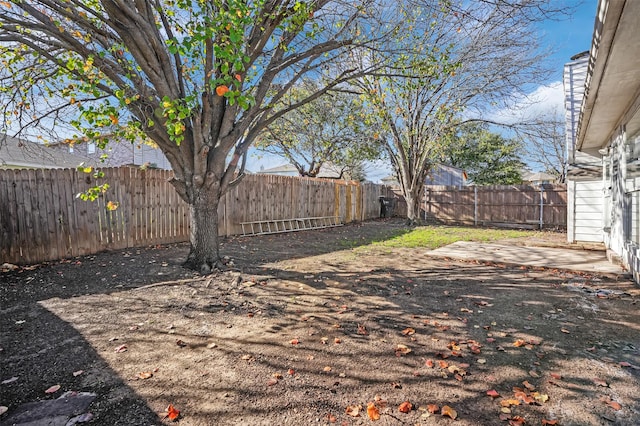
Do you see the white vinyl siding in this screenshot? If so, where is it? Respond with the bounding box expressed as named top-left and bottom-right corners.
top-left (574, 180), bottom-right (604, 242)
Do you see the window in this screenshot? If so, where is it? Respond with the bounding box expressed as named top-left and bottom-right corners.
top-left (87, 142), bottom-right (96, 154)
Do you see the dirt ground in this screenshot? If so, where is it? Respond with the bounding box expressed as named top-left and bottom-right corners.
top-left (1, 219), bottom-right (639, 426)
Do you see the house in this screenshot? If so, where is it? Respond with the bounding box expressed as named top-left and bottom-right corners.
top-left (0, 133), bottom-right (171, 170)
top-left (381, 164), bottom-right (467, 188)
top-left (257, 162), bottom-right (351, 179)
top-left (48, 138), bottom-right (171, 170)
top-left (566, 0), bottom-right (640, 281)
top-left (0, 134), bottom-right (94, 169)
top-left (521, 171), bottom-right (557, 185)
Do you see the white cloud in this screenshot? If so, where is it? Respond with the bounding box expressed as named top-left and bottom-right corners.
top-left (488, 81), bottom-right (564, 124)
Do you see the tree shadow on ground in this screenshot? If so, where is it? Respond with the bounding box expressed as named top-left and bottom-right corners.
top-left (2, 220), bottom-right (639, 425)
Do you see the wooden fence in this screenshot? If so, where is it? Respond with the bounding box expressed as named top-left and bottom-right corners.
top-left (0, 168), bottom-right (387, 265)
top-left (421, 184), bottom-right (567, 229)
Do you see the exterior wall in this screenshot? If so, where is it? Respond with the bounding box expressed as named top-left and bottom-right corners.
top-left (570, 180), bottom-right (604, 242)
top-left (601, 108), bottom-right (640, 281)
top-left (564, 53), bottom-right (604, 243)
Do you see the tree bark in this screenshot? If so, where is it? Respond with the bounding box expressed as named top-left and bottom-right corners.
top-left (404, 189), bottom-right (423, 226)
top-left (183, 185), bottom-right (222, 274)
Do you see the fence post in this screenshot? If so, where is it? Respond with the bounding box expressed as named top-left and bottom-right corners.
top-left (539, 184), bottom-right (544, 230)
top-left (474, 186), bottom-right (478, 226)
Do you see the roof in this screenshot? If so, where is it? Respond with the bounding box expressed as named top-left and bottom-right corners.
top-left (258, 162), bottom-right (346, 179)
top-left (0, 134), bottom-right (95, 169)
top-left (577, 0), bottom-right (640, 154)
top-left (522, 171), bottom-right (556, 183)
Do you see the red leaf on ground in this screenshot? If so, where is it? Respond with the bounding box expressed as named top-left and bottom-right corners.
top-left (427, 404), bottom-right (439, 414)
top-left (401, 327), bottom-right (416, 336)
top-left (509, 415), bottom-right (526, 425)
top-left (289, 338), bottom-right (300, 345)
top-left (287, 369), bottom-right (295, 375)
top-left (114, 344), bottom-right (127, 353)
top-left (425, 359), bottom-right (434, 368)
top-left (486, 389), bottom-right (500, 398)
top-left (542, 419), bottom-right (558, 425)
top-left (357, 324), bottom-right (368, 335)
top-left (550, 373), bottom-right (562, 380)
top-left (398, 401), bottom-right (412, 413)
top-left (267, 378), bottom-right (278, 386)
top-left (166, 404), bottom-right (180, 421)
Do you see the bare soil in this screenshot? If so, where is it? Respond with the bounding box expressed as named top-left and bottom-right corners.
top-left (1, 219), bottom-right (639, 426)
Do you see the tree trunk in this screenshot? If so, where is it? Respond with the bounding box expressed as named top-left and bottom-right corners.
top-left (404, 189), bottom-right (423, 226)
top-left (183, 186), bottom-right (222, 274)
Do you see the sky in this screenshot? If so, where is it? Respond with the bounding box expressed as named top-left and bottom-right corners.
top-left (246, 0), bottom-right (600, 183)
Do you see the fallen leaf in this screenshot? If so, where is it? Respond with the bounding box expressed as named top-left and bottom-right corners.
top-left (44, 384), bottom-right (60, 394)
top-left (166, 404), bottom-right (180, 421)
top-left (619, 361), bottom-right (632, 367)
top-left (499, 412), bottom-right (511, 420)
top-left (541, 420), bottom-right (558, 425)
top-left (500, 399), bottom-right (520, 407)
top-left (289, 338), bottom-right (300, 345)
top-left (401, 327), bottom-right (416, 336)
top-left (425, 359), bottom-right (434, 368)
top-left (367, 402), bottom-right (380, 420)
top-left (560, 328), bottom-right (570, 334)
top-left (398, 401), bottom-right (412, 413)
top-left (1, 377), bottom-right (18, 384)
top-left (357, 324), bottom-right (368, 335)
top-left (593, 378), bottom-right (608, 387)
top-left (345, 404), bottom-right (362, 417)
top-left (72, 370), bottom-right (84, 377)
top-left (114, 344), bottom-right (128, 353)
top-left (514, 339), bottom-right (526, 347)
top-left (438, 360), bottom-right (449, 369)
top-left (528, 370), bottom-right (541, 378)
top-left (323, 366), bottom-right (332, 372)
top-left (509, 415), bottom-right (526, 425)
top-left (272, 373), bottom-right (283, 379)
top-left (267, 378), bottom-right (278, 386)
top-left (137, 372), bottom-right (153, 379)
top-left (426, 404), bottom-right (439, 413)
top-left (532, 392), bottom-right (549, 403)
top-left (0, 406), bottom-right (7, 416)
top-left (395, 344), bottom-right (412, 356)
top-left (326, 413), bottom-right (337, 423)
top-left (608, 401), bottom-right (622, 410)
top-left (287, 369), bottom-right (295, 375)
top-left (241, 354), bottom-right (253, 361)
top-left (550, 373), bottom-right (562, 380)
top-left (522, 381), bottom-right (535, 391)
top-left (486, 389), bottom-right (500, 398)
top-left (441, 405), bottom-right (457, 419)
top-left (334, 338), bottom-right (341, 344)
top-left (175, 339), bottom-right (187, 347)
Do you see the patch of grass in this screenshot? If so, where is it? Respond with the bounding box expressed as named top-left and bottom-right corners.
top-left (367, 226), bottom-right (534, 250)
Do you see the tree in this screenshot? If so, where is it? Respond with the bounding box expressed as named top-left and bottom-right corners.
top-left (520, 107), bottom-right (567, 182)
top-left (255, 81), bottom-right (381, 180)
top-left (0, 0), bottom-right (399, 272)
top-left (351, 0), bottom-right (569, 224)
top-left (446, 124), bottom-right (524, 185)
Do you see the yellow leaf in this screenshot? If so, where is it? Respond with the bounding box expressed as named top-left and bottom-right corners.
top-left (367, 402), bottom-right (380, 420)
top-left (441, 405), bottom-right (457, 419)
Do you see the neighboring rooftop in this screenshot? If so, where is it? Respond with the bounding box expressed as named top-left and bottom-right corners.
top-left (0, 134), bottom-right (94, 169)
